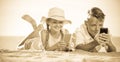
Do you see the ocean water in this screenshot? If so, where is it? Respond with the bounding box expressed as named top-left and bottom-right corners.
top-left (0, 36), bottom-right (25, 50)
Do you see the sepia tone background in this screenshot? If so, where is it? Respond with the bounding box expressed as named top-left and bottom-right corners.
top-left (0, 0), bottom-right (120, 51)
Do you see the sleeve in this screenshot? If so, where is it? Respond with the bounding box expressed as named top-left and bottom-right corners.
top-left (74, 27), bottom-right (85, 47)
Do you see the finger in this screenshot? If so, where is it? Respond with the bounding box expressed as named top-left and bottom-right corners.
top-left (59, 42), bottom-right (66, 44)
top-left (25, 39), bottom-right (32, 46)
top-left (25, 43), bottom-right (31, 49)
top-left (102, 33), bottom-right (109, 36)
top-left (60, 43), bottom-right (66, 46)
top-left (58, 43), bottom-right (66, 47)
top-left (108, 29), bottom-right (110, 34)
top-left (99, 36), bottom-right (108, 40)
top-left (98, 40), bottom-right (104, 44)
top-left (99, 34), bottom-right (111, 42)
top-left (99, 34), bottom-right (108, 39)
top-left (36, 24), bottom-right (44, 31)
top-left (57, 43), bottom-right (65, 47)
top-left (99, 36), bottom-right (107, 41)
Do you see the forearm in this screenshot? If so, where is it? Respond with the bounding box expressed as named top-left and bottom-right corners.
top-left (17, 45), bottom-right (25, 50)
top-left (76, 41), bottom-right (99, 51)
top-left (107, 43), bottom-right (116, 52)
top-left (46, 44), bottom-right (59, 51)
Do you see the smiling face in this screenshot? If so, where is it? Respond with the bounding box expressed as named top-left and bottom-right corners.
top-left (47, 18), bottom-right (64, 32)
top-left (85, 16), bottom-right (104, 37)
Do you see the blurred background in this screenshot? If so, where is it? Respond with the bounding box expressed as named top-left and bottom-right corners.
top-left (0, 0), bottom-right (120, 51)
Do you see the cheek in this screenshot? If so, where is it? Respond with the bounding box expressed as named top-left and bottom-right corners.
top-left (51, 24), bottom-right (63, 29)
top-left (88, 27), bottom-right (95, 32)
top-left (55, 24), bottom-right (63, 27)
top-left (52, 24), bottom-right (56, 26)
top-left (51, 24), bottom-right (56, 28)
top-left (88, 27), bottom-right (97, 35)
top-left (59, 24), bottom-right (63, 28)
top-left (49, 23), bottom-right (55, 28)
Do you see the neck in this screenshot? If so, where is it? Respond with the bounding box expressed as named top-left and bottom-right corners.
top-left (87, 28), bottom-right (95, 38)
top-left (49, 29), bottom-right (61, 38)
top-left (89, 32), bottom-right (95, 38)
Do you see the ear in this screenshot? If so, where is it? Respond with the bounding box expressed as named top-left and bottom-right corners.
top-left (47, 23), bottom-right (50, 25)
top-left (85, 20), bottom-right (88, 26)
top-left (46, 20), bottom-right (51, 25)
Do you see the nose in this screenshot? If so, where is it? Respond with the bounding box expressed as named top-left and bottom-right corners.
top-left (95, 25), bottom-right (100, 31)
top-left (55, 23), bottom-right (61, 28)
top-left (56, 23), bottom-right (60, 26)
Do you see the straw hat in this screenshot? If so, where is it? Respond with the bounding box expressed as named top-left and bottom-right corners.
top-left (42, 7), bottom-right (71, 24)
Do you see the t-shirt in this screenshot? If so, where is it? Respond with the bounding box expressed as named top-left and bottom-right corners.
top-left (75, 24), bottom-right (107, 52)
top-left (75, 24), bottom-right (94, 46)
top-left (17, 29), bottom-right (75, 51)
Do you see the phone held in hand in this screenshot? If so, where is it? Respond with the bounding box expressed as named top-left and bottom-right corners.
top-left (100, 28), bottom-right (108, 34)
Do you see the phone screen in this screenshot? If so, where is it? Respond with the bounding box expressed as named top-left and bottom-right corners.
top-left (100, 28), bottom-right (108, 34)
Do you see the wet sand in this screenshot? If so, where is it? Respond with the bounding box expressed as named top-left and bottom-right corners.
top-left (0, 50), bottom-right (120, 62)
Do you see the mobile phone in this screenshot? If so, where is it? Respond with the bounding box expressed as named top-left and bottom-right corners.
top-left (100, 28), bottom-right (108, 34)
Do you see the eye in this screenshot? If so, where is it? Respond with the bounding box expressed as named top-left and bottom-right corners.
top-left (91, 24), bottom-right (96, 26)
top-left (59, 21), bottom-right (63, 24)
top-left (99, 24), bottom-right (103, 26)
top-left (53, 21), bottom-right (57, 24)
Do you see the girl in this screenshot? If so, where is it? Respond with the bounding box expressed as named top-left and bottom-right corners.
top-left (18, 7), bottom-right (75, 51)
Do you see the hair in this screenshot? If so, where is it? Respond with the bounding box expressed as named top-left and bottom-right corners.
top-left (88, 7), bottom-right (105, 21)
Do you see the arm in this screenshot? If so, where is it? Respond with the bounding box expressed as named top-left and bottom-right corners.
top-left (17, 39), bottom-right (32, 50)
top-left (45, 43), bottom-right (59, 51)
top-left (76, 40), bottom-right (99, 51)
top-left (41, 30), bottom-right (64, 51)
top-left (74, 27), bottom-right (99, 51)
top-left (106, 41), bottom-right (116, 52)
top-left (99, 33), bottom-right (116, 52)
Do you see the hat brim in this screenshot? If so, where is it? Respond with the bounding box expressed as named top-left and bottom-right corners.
top-left (41, 16), bottom-right (71, 24)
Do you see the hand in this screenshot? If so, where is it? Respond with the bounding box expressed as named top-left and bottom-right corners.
top-left (100, 33), bottom-right (110, 41)
top-left (57, 41), bottom-right (67, 48)
top-left (24, 39), bottom-right (32, 49)
top-left (36, 24), bottom-right (44, 31)
top-left (94, 33), bottom-right (111, 44)
top-left (57, 41), bottom-right (67, 50)
top-left (94, 33), bottom-right (102, 44)
top-left (100, 33), bottom-right (113, 46)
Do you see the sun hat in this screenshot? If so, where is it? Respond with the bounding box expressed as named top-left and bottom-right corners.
top-left (41, 7), bottom-right (71, 24)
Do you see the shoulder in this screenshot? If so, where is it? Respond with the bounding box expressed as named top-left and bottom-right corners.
top-left (41, 29), bottom-right (49, 36)
top-left (61, 29), bottom-right (69, 34)
top-left (40, 29), bottom-right (48, 41)
top-left (75, 24), bottom-right (86, 32)
top-left (41, 29), bottom-right (48, 35)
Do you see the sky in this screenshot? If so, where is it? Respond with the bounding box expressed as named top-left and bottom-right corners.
top-left (0, 0), bottom-right (120, 36)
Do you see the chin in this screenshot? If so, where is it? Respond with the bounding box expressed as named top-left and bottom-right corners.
top-left (94, 33), bottom-right (97, 36)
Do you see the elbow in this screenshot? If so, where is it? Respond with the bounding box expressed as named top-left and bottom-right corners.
top-left (75, 44), bottom-right (89, 51)
top-left (107, 46), bottom-right (117, 52)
